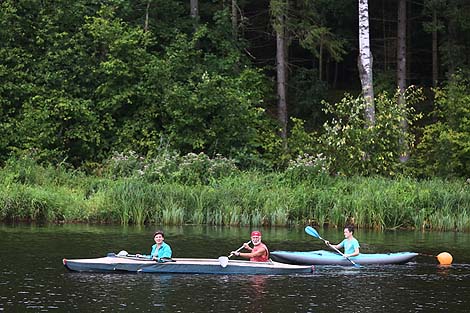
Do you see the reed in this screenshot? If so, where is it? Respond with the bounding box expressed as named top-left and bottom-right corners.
top-left (213, 210), bottom-right (224, 225)
top-left (455, 209), bottom-right (470, 231)
top-left (428, 211), bottom-right (453, 231)
top-left (411, 208), bottom-right (429, 230)
top-left (2, 158), bottom-right (470, 231)
top-left (269, 208), bottom-right (289, 226)
top-left (191, 210), bottom-right (204, 225)
top-left (106, 180), bottom-right (156, 225)
top-left (240, 211), bottom-right (251, 226)
top-left (0, 183), bottom-right (86, 222)
top-left (309, 190), bottom-right (330, 227)
top-left (225, 205), bottom-right (241, 226)
top-left (250, 209), bottom-right (263, 226)
top-left (162, 207), bottom-right (185, 225)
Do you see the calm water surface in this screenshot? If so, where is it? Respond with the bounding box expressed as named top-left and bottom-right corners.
top-left (1, 224), bottom-right (470, 312)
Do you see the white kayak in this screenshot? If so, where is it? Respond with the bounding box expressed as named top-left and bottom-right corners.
top-left (63, 253), bottom-right (314, 275)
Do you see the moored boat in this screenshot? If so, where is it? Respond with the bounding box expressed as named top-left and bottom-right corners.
top-left (271, 250), bottom-right (418, 266)
top-left (63, 253), bottom-right (314, 275)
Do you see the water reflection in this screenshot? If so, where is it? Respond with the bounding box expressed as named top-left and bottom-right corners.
top-left (1, 223), bottom-right (470, 312)
top-left (437, 264), bottom-right (452, 276)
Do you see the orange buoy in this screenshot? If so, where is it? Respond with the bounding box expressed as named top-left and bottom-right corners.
top-left (436, 252), bottom-right (453, 265)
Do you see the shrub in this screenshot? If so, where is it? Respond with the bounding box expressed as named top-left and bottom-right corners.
top-left (174, 152), bottom-right (238, 185)
top-left (284, 153), bottom-right (330, 184)
top-left (319, 87), bottom-right (423, 176)
top-left (142, 152), bottom-right (179, 183)
top-left (413, 70), bottom-right (470, 177)
top-left (103, 151), bottom-right (145, 179)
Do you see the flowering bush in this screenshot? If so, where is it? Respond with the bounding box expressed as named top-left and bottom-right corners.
top-left (175, 152), bottom-right (238, 185)
top-left (103, 151), bottom-right (144, 179)
top-left (103, 151), bottom-right (238, 184)
top-left (142, 153), bottom-right (179, 183)
top-left (284, 153), bottom-right (330, 183)
top-left (207, 154), bottom-right (238, 180)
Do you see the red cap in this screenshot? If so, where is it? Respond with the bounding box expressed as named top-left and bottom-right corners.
top-left (251, 231), bottom-right (262, 237)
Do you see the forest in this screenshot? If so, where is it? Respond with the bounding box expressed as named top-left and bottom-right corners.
top-left (1, 0), bottom-right (470, 177)
top-left (1, 1), bottom-right (470, 228)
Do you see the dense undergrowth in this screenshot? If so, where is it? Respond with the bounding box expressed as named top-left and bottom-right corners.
top-left (1, 155), bottom-right (469, 232)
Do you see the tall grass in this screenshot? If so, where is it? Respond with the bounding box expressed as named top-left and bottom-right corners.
top-left (106, 180), bottom-right (156, 225)
top-left (1, 158), bottom-right (470, 231)
top-left (0, 184), bottom-right (87, 222)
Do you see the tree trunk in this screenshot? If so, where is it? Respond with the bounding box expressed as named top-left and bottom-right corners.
top-left (382, 0), bottom-right (388, 70)
top-left (319, 36), bottom-right (324, 81)
top-left (397, 0), bottom-right (408, 162)
top-left (326, 57), bottom-right (330, 84)
top-left (232, 0), bottom-right (238, 39)
top-left (190, 0), bottom-right (199, 21)
top-left (274, 0), bottom-right (288, 145)
top-left (144, 0), bottom-right (151, 32)
top-left (333, 62), bottom-right (338, 88)
top-left (447, 18), bottom-right (457, 76)
top-left (276, 21), bottom-right (288, 144)
top-left (358, 0), bottom-right (375, 126)
top-left (397, 0), bottom-right (407, 97)
top-left (432, 9), bottom-right (438, 87)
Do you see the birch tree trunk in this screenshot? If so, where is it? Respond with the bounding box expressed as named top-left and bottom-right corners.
top-left (144, 0), bottom-right (151, 32)
top-left (397, 0), bottom-right (408, 162)
top-left (357, 0), bottom-right (375, 126)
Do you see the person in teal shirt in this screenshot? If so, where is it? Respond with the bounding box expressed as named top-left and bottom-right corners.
top-left (137, 230), bottom-right (172, 261)
top-left (325, 225), bottom-right (360, 258)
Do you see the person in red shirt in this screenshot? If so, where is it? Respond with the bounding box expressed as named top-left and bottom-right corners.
top-left (231, 230), bottom-right (269, 262)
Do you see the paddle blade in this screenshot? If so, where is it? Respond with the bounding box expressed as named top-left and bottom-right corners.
top-left (218, 256), bottom-right (229, 268)
top-left (353, 262), bottom-right (362, 268)
top-left (304, 226), bottom-right (321, 239)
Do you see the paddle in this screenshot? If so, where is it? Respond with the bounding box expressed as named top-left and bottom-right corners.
top-left (218, 241), bottom-right (252, 268)
top-left (304, 226), bottom-right (361, 268)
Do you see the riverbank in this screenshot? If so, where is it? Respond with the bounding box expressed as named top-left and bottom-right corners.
top-left (1, 156), bottom-right (469, 231)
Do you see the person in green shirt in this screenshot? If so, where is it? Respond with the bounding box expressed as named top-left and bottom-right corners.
top-left (325, 225), bottom-right (360, 258)
top-left (137, 230), bottom-right (172, 261)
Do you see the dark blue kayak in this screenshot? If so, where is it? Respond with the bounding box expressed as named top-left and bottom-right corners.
top-left (271, 250), bottom-right (418, 266)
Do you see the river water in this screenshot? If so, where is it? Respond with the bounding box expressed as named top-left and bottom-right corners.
top-left (1, 223), bottom-right (470, 312)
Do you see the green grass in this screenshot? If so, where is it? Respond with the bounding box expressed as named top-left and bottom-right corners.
top-left (1, 160), bottom-right (470, 232)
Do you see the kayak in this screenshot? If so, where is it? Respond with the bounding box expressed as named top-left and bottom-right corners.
top-left (270, 250), bottom-right (418, 266)
top-left (63, 253), bottom-right (314, 275)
